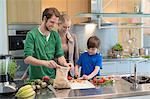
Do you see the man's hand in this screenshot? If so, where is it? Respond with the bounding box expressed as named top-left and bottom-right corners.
top-left (44, 60), bottom-right (60, 68)
top-left (64, 62), bottom-right (74, 70)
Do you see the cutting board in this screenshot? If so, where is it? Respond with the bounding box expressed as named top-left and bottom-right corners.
top-left (70, 80), bottom-right (95, 89)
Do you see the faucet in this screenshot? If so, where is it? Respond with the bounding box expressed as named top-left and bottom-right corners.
top-left (131, 63), bottom-right (138, 90)
top-left (130, 59), bottom-right (148, 90)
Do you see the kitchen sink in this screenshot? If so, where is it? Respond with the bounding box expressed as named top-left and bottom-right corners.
top-left (122, 76), bottom-right (150, 84)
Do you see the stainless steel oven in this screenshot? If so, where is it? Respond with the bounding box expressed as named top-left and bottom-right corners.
top-left (8, 24), bottom-right (38, 79)
top-left (8, 24), bottom-right (38, 57)
top-left (8, 30), bottom-right (28, 57)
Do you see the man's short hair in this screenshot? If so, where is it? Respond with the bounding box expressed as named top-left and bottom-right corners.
top-left (42, 7), bottom-right (60, 20)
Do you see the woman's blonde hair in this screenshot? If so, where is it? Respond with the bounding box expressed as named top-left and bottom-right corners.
top-left (58, 14), bottom-right (71, 24)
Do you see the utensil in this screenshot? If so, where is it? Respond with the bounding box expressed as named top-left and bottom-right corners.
top-left (0, 55), bottom-right (17, 94)
top-left (78, 77), bottom-right (84, 80)
top-left (47, 84), bottom-right (57, 96)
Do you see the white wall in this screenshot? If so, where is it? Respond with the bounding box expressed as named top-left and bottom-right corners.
top-left (0, 0), bottom-right (8, 55)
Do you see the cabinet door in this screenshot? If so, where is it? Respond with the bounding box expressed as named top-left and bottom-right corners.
top-left (131, 61), bottom-right (150, 75)
top-left (7, 0), bottom-right (41, 24)
top-left (116, 61), bottom-right (131, 75)
top-left (42, 0), bottom-right (67, 13)
top-left (41, 0), bottom-right (90, 24)
top-left (67, 0), bottom-right (90, 24)
top-left (101, 62), bottom-right (117, 76)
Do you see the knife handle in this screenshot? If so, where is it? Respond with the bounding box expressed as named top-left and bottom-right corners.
top-left (74, 75), bottom-right (78, 79)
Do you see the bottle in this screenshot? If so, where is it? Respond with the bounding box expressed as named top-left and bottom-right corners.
top-left (145, 49), bottom-right (149, 56)
top-left (134, 5), bottom-right (140, 13)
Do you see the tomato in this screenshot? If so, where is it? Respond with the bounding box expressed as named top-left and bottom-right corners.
top-left (108, 76), bottom-right (111, 80)
top-left (98, 79), bottom-right (104, 83)
top-left (101, 76), bottom-right (106, 80)
top-left (42, 76), bottom-right (50, 82)
top-left (92, 78), bottom-right (97, 83)
top-left (67, 76), bottom-right (72, 80)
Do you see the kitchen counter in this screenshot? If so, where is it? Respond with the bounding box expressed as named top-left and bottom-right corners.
top-left (103, 57), bottom-right (148, 62)
top-left (1, 76), bottom-right (150, 99)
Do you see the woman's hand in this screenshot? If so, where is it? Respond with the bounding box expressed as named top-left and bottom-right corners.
top-left (43, 60), bottom-right (60, 68)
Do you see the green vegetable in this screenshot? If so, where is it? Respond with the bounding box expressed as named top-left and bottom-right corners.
top-left (24, 79), bottom-right (35, 85)
top-left (142, 56), bottom-right (150, 59)
top-left (47, 79), bottom-right (54, 85)
top-left (8, 60), bottom-right (19, 79)
top-left (32, 85), bottom-right (36, 90)
top-left (112, 43), bottom-right (123, 51)
top-left (0, 60), bottom-right (6, 74)
top-left (36, 85), bottom-right (41, 90)
top-left (41, 82), bottom-right (47, 88)
top-left (100, 80), bottom-right (113, 87)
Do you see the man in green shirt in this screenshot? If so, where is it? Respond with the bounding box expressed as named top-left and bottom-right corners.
top-left (24, 7), bottom-right (72, 79)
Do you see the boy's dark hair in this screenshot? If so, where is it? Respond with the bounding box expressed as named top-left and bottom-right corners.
top-left (42, 7), bottom-right (60, 20)
top-left (87, 36), bottom-right (100, 49)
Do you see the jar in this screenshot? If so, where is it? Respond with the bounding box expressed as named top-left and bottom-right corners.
top-left (139, 48), bottom-right (145, 56)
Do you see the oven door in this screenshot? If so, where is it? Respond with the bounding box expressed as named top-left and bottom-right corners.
top-left (9, 35), bottom-right (26, 51)
top-left (9, 35), bottom-right (26, 57)
top-left (8, 35), bottom-right (28, 79)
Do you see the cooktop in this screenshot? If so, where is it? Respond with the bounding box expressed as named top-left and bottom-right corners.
top-left (122, 76), bottom-right (150, 84)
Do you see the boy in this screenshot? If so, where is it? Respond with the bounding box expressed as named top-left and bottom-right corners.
top-left (75, 36), bottom-right (102, 80)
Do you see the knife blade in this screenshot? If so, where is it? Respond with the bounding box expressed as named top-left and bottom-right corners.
top-left (47, 84), bottom-right (57, 95)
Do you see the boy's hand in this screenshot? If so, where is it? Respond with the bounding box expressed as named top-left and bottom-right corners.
top-left (74, 71), bottom-right (79, 78)
top-left (82, 75), bottom-right (89, 80)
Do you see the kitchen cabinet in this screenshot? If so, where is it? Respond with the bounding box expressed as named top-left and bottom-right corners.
top-left (101, 62), bottom-right (117, 75)
top-left (101, 61), bottom-right (131, 76)
top-left (116, 61), bottom-right (131, 75)
top-left (116, 95), bottom-right (150, 99)
top-left (7, 0), bottom-right (41, 24)
top-left (102, 60), bottom-right (150, 76)
top-left (42, 0), bottom-right (90, 24)
top-left (42, 0), bottom-right (67, 12)
top-left (67, 0), bottom-right (90, 24)
top-left (134, 60), bottom-right (150, 75)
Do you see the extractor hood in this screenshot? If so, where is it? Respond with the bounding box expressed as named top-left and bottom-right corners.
top-left (78, 0), bottom-right (150, 18)
top-left (76, 0), bottom-right (150, 29)
top-left (77, 12), bottom-right (150, 18)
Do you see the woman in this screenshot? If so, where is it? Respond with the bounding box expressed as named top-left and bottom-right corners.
top-left (58, 14), bottom-right (79, 76)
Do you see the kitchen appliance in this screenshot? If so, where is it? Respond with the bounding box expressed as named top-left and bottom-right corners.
top-left (0, 55), bottom-right (16, 94)
top-left (122, 76), bottom-right (150, 84)
top-left (8, 29), bottom-right (29, 57)
top-left (8, 24), bottom-right (38, 57)
top-left (8, 24), bottom-right (38, 78)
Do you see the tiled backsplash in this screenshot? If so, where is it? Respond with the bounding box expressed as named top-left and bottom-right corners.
top-left (71, 24), bottom-right (118, 56)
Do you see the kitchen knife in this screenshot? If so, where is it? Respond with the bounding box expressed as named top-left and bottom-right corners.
top-left (47, 84), bottom-right (57, 96)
